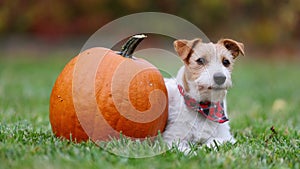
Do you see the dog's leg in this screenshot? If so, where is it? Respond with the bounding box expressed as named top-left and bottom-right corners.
top-left (163, 122), bottom-right (194, 154)
top-left (204, 122), bottom-right (236, 148)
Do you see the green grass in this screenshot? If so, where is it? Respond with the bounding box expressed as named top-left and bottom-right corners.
top-left (0, 54), bottom-right (299, 169)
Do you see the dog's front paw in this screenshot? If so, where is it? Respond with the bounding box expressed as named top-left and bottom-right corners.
top-left (171, 142), bottom-right (197, 156)
top-left (205, 137), bottom-right (236, 149)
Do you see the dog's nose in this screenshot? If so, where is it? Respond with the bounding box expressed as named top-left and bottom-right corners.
top-left (213, 72), bottom-right (226, 85)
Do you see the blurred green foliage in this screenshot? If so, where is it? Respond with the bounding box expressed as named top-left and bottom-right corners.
top-left (0, 0), bottom-right (299, 46)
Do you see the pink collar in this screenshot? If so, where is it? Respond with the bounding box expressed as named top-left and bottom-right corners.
top-left (178, 84), bottom-right (229, 123)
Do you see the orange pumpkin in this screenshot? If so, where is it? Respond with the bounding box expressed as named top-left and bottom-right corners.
top-left (49, 35), bottom-right (168, 142)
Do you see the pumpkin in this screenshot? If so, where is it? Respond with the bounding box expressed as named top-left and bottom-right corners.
top-left (49, 35), bottom-right (168, 142)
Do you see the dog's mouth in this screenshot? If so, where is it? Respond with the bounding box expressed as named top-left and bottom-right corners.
top-left (208, 86), bottom-right (227, 90)
top-left (198, 85), bottom-right (229, 91)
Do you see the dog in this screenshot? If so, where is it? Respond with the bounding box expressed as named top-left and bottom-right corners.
top-left (163, 38), bottom-right (244, 153)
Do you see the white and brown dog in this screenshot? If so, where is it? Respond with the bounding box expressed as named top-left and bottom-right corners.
top-left (163, 38), bottom-right (244, 152)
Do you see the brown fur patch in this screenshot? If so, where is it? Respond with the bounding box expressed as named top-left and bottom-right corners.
top-left (174, 39), bottom-right (201, 65)
top-left (218, 39), bottom-right (245, 59)
top-left (183, 39), bottom-right (201, 64)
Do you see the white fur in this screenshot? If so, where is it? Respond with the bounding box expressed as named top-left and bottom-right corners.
top-left (163, 69), bottom-right (235, 152)
top-left (162, 39), bottom-right (243, 153)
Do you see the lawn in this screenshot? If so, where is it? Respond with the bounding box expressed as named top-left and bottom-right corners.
top-left (0, 52), bottom-right (299, 169)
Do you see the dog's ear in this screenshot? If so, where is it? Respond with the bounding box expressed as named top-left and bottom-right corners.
top-left (218, 39), bottom-right (245, 59)
top-left (174, 38), bottom-right (201, 63)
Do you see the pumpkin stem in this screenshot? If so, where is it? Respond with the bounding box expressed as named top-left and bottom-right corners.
top-left (119, 34), bottom-right (147, 58)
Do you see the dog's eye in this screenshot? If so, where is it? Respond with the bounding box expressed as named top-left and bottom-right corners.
top-left (196, 58), bottom-right (206, 65)
top-left (222, 58), bottom-right (231, 67)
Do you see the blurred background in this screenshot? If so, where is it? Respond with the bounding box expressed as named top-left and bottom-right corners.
top-left (0, 1), bottom-right (300, 158)
top-left (0, 0), bottom-right (299, 58)
top-left (0, 2), bottom-right (299, 167)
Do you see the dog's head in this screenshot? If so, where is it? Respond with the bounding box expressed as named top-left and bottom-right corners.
top-left (174, 38), bottom-right (244, 102)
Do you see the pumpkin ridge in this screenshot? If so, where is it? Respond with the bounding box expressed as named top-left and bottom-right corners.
top-left (49, 34), bottom-right (168, 142)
